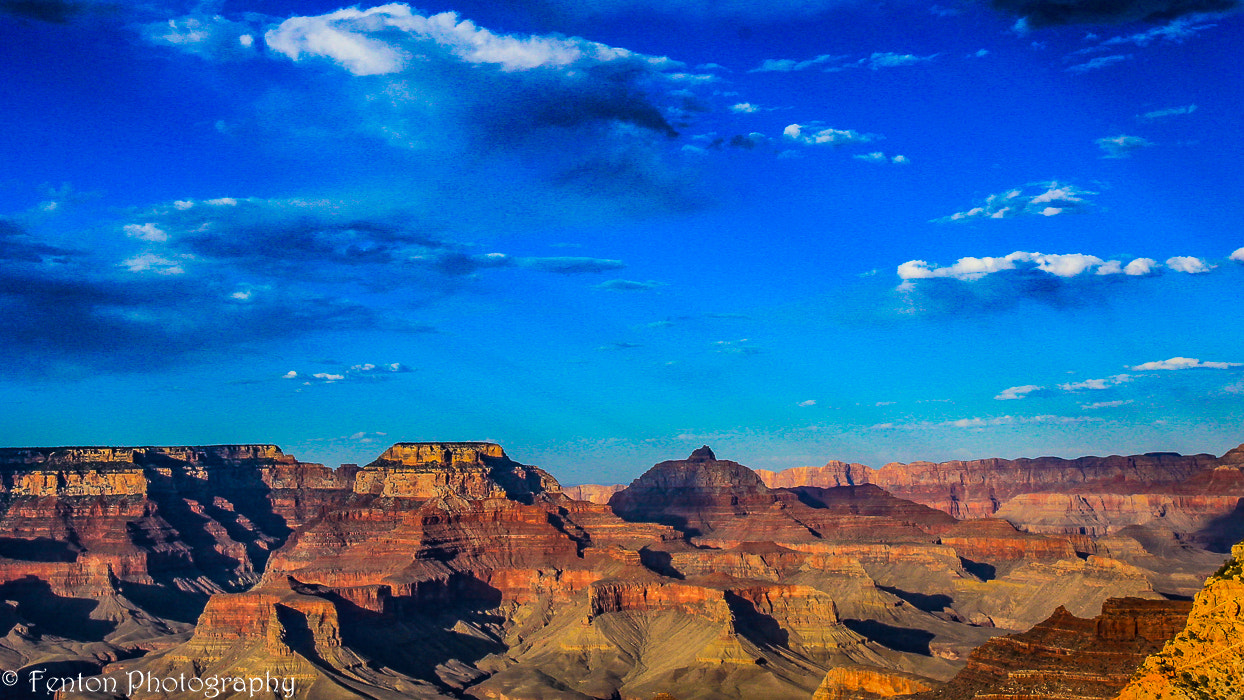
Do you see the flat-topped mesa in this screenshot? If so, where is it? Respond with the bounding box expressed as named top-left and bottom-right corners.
top-left (0, 444), bottom-right (291, 467)
top-left (353, 442), bottom-right (560, 501)
top-left (0, 444), bottom-right (298, 497)
top-left (372, 441), bottom-right (506, 466)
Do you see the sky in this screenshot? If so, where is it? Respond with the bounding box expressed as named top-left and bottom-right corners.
top-left (2, 0), bottom-right (1242, 485)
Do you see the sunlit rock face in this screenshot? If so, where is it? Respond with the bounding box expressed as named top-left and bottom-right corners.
top-left (0, 440), bottom-right (1237, 700)
top-left (758, 444), bottom-right (1244, 553)
top-left (908, 596), bottom-right (1193, 700)
top-left (1113, 540), bottom-right (1244, 700)
top-left (354, 441), bottom-right (560, 501)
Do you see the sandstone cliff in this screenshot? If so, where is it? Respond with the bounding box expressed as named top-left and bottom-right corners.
top-left (3, 440), bottom-right (1239, 700)
top-left (1112, 540), bottom-right (1244, 700)
top-left (910, 596), bottom-right (1193, 700)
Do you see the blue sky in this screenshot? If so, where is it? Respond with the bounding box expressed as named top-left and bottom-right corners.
top-left (2, 0), bottom-right (1242, 484)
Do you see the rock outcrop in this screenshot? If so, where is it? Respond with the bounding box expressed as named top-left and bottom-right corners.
top-left (1113, 540), bottom-right (1244, 700)
top-left (0, 440), bottom-right (1237, 700)
top-left (910, 596), bottom-right (1193, 700)
top-left (756, 445), bottom-right (1244, 557)
top-left (813, 665), bottom-right (933, 700)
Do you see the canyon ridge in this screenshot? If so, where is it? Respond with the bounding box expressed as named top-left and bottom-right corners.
top-left (0, 440), bottom-right (1241, 700)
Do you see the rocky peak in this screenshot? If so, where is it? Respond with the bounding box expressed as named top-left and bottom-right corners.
top-left (688, 445), bottom-right (716, 462)
top-left (617, 450), bottom-right (769, 492)
top-left (1218, 442), bottom-right (1244, 465)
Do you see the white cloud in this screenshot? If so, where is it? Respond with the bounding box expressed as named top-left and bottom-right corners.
top-left (730, 102), bottom-right (760, 113)
top-left (1165, 256), bottom-right (1213, 273)
top-left (855, 151), bottom-right (909, 164)
top-left (1131, 357), bottom-right (1242, 371)
top-left (896, 251), bottom-right (1149, 281)
top-left (995, 384), bottom-right (1044, 400)
top-left (936, 182), bottom-right (1095, 222)
top-left (266, 4), bottom-right (677, 76)
top-left (312, 372), bottom-right (345, 382)
top-left (595, 279), bottom-right (664, 291)
top-left (1059, 374), bottom-right (1132, 391)
top-left (351, 362), bottom-right (412, 374)
top-left (783, 123), bottom-right (874, 146)
top-left (939, 414), bottom-right (1101, 428)
top-left (1124, 257), bottom-right (1158, 275)
top-left (1139, 104), bottom-right (1196, 121)
top-left (748, 53), bottom-right (847, 73)
top-left (1066, 54), bottom-right (1132, 73)
top-left (1081, 400), bottom-right (1133, 409)
top-left (283, 371), bottom-right (298, 379)
top-left (123, 223), bottom-right (168, 242)
top-left (121, 253), bottom-right (188, 275)
top-left (1101, 17), bottom-right (1216, 48)
top-left (1231, 247), bottom-right (1244, 262)
top-left (143, 13), bottom-right (259, 60)
top-left (798, 399), bottom-right (816, 407)
top-left (862, 51), bottom-right (937, 69)
top-left (1096, 134), bottom-right (1153, 158)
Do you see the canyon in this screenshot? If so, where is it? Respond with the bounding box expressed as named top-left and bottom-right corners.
top-left (0, 441), bottom-right (1238, 699)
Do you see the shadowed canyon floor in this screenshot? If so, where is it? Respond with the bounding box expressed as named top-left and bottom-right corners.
top-left (0, 441), bottom-right (1240, 699)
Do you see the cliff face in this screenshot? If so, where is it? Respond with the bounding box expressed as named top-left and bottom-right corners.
top-left (756, 446), bottom-right (1244, 556)
top-left (911, 597), bottom-right (1193, 700)
top-left (2, 440), bottom-right (1238, 700)
top-left (1113, 540), bottom-right (1244, 700)
top-left (356, 442), bottom-right (560, 502)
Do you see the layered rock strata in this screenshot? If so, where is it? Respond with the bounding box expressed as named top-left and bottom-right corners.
top-left (909, 596), bottom-right (1193, 700)
top-left (1113, 540), bottom-right (1244, 700)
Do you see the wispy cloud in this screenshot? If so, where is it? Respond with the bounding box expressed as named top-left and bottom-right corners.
top-left (995, 384), bottom-right (1046, 400)
top-left (143, 12), bottom-right (260, 61)
top-left (748, 53), bottom-right (848, 73)
top-left (595, 279), bottom-right (664, 291)
top-left (934, 182), bottom-right (1095, 222)
top-left (1101, 16), bottom-right (1219, 47)
top-left (713, 338), bottom-right (761, 356)
top-left (783, 123), bottom-right (875, 147)
top-left (1081, 400), bottom-right (1133, 410)
top-left (1139, 104), bottom-right (1197, 121)
top-left (854, 152), bottom-right (910, 164)
top-left (286, 362), bottom-right (413, 385)
top-left (1096, 135), bottom-right (1153, 158)
top-left (749, 50), bottom-right (934, 74)
top-left (1130, 357), bottom-right (1242, 371)
top-left (1059, 374), bottom-right (1133, 391)
top-left (862, 51), bottom-right (937, 69)
top-left (875, 414), bottom-right (1103, 430)
top-left (1066, 54), bottom-right (1132, 73)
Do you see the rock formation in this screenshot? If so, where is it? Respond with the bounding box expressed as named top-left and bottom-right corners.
top-left (1112, 540), bottom-right (1244, 700)
top-left (749, 445), bottom-right (1244, 597)
top-left (909, 597), bottom-right (1193, 700)
top-left (0, 440), bottom-right (1236, 700)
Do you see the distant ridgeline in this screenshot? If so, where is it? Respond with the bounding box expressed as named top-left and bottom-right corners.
top-left (0, 440), bottom-right (1239, 700)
